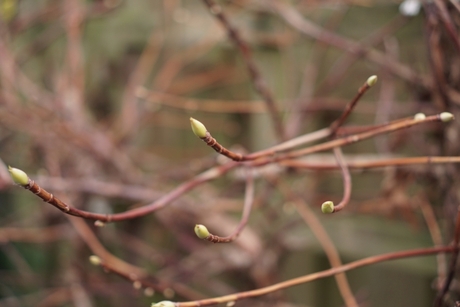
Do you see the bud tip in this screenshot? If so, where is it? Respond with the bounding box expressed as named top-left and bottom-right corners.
top-left (8, 166), bottom-right (29, 186)
top-left (440, 112), bottom-right (454, 122)
top-left (366, 75), bottom-right (378, 87)
top-left (194, 224), bottom-right (210, 239)
top-left (190, 117), bottom-right (208, 138)
top-left (151, 301), bottom-right (175, 307)
top-left (321, 201), bottom-right (335, 214)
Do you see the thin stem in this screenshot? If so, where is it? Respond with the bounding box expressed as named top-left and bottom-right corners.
top-left (199, 131), bottom-right (243, 161)
top-left (199, 168), bottom-right (254, 243)
top-left (201, 0), bottom-right (285, 141)
top-left (329, 77), bottom-right (375, 137)
top-left (433, 207), bottom-right (460, 307)
top-left (164, 246), bottom-right (454, 307)
top-left (329, 147), bottom-right (352, 213)
top-left (262, 114), bottom-right (448, 164)
top-left (418, 197), bottom-right (446, 290)
top-left (15, 162), bottom-right (238, 222)
top-left (280, 156), bottom-right (460, 170)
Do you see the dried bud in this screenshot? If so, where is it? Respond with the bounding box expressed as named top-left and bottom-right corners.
top-left (194, 224), bottom-right (210, 239)
top-left (190, 117), bottom-right (208, 138)
top-left (366, 75), bottom-right (378, 87)
top-left (321, 201), bottom-right (335, 214)
top-left (8, 166), bottom-right (29, 186)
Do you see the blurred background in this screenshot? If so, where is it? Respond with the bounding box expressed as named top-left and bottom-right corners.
top-left (0, 0), bottom-right (459, 306)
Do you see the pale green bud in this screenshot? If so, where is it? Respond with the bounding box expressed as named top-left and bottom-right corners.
top-left (190, 117), bottom-right (208, 138)
top-left (89, 255), bottom-right (102, 266)
top-left (440, 112), bottom-right (454, 122)
top-left (366, 75), bottom-right (378, 87)
top-left (194, 224), bottom-right (210, 239)
top-left (321, 201), bottom-right (335, 214)
top-left (151, 301), bottom-right (175, 307)
top-left (414, 113), bottom-right (426, 121)
top-left (8, 166), bottom-right (29, 186)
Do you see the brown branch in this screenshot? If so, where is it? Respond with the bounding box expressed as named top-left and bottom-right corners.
top-left (280, 156), bottom-right (460, 170)
top-left (267, 113), bottom-right (453, 163)
top-left (201, 0), bottom-right (286, 141)
top-left (433, 206), bottom-right (460, 307)
top-left (10, 162), bottom-right (239, 222)
top-left (418, 197), bottom-right (447, 290)
top-left (329, 76), bottom-right (377, 137)
top-left (152, 245), bottom-right (454, 307)
top-left (323, 147), bottom-right (352, 213)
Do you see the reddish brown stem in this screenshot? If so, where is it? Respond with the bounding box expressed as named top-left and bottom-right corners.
top-left (433, 207), bottom-right (460, 307)
top-left (330, 147), bottom-right (351, 213)
top-left (329, 79), bottom-right (373, 137)
top-left (200, 131), bottom-right (243, 161)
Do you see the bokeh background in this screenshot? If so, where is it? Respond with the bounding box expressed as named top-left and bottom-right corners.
top-left (0, 1), bottom-right (459, 306)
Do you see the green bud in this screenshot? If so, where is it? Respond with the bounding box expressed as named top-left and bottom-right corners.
top-left (89, 255), bottom-right (102, 266)
top-left (8, 166), bottom-right (29, 186)
top-left (321, 201), bottom-right (335, 214)
top-left (366, 75), bottom-right (378, 87)
top-left (151, 301), bottom-right (175, 307)
top-left (194, 224), bottom-right (210, 239)
top-left (440, 112), bottom-right (454, 122)
top-left (190, 117), bottom-right (208, 138)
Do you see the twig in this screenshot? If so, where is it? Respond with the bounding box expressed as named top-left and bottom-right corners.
top-left (152, 245), bottom-right (454, 307)
top-left (201, 0), bottom-right (285, 141)
top-left (280, 156), bottom-right (460, 170)
top-left (329, 75), bottom-right (378, 137)
top-left (8, 162), bottom-right (238, 222)
top-left (321, 147), bottom-right (352, 214)
top-left (418, 197), bottom-right (447, 290)
top-left (433, 206), bottom-right (460, 307)
top-left (190, 118), bottom-right (244, 161)
top-left (269, 113), bottom-right (454, 163)
top-left (194, 168), bottom-right (254, 243)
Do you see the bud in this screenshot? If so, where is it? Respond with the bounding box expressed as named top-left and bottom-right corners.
top-left (194, 224), bottom-right (210, 239)
top-left (89, 255), bottom-right (102, 266)
top-left (414, 113), bottom-right (426, 121)
top-left (151, 301), bottom-right (175, 307)
top-left (190, 117), bottom-right (208, 138)
top-left (440, 112), bottom-right (454, 122)
top-left (366, 75), bottom-right (378, 87)
top-left (94, 220), bottom-right (105, 227)
top-left (321, 201), bottom-right (335, 214)
top-left (8, 166), bottom-right (29, 186)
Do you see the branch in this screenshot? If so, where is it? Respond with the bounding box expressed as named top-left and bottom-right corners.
top-left (151, 245), bottom-right (455, 307)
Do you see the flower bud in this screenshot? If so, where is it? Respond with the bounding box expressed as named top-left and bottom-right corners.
top-left (190, 118), bottom-right (208, 138)
top-left (321, 201), bottom-right (335, 214)
top-left (151, 301), bottom-right (175, 307)
top-left (440, 112), bottom-right (454, 122)
top-left (366, 75), bottom-right (378, 87)
top-left (194, 224), bottom-right (210, 239)
top-left (8, 166), bottom-right (29, 186)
